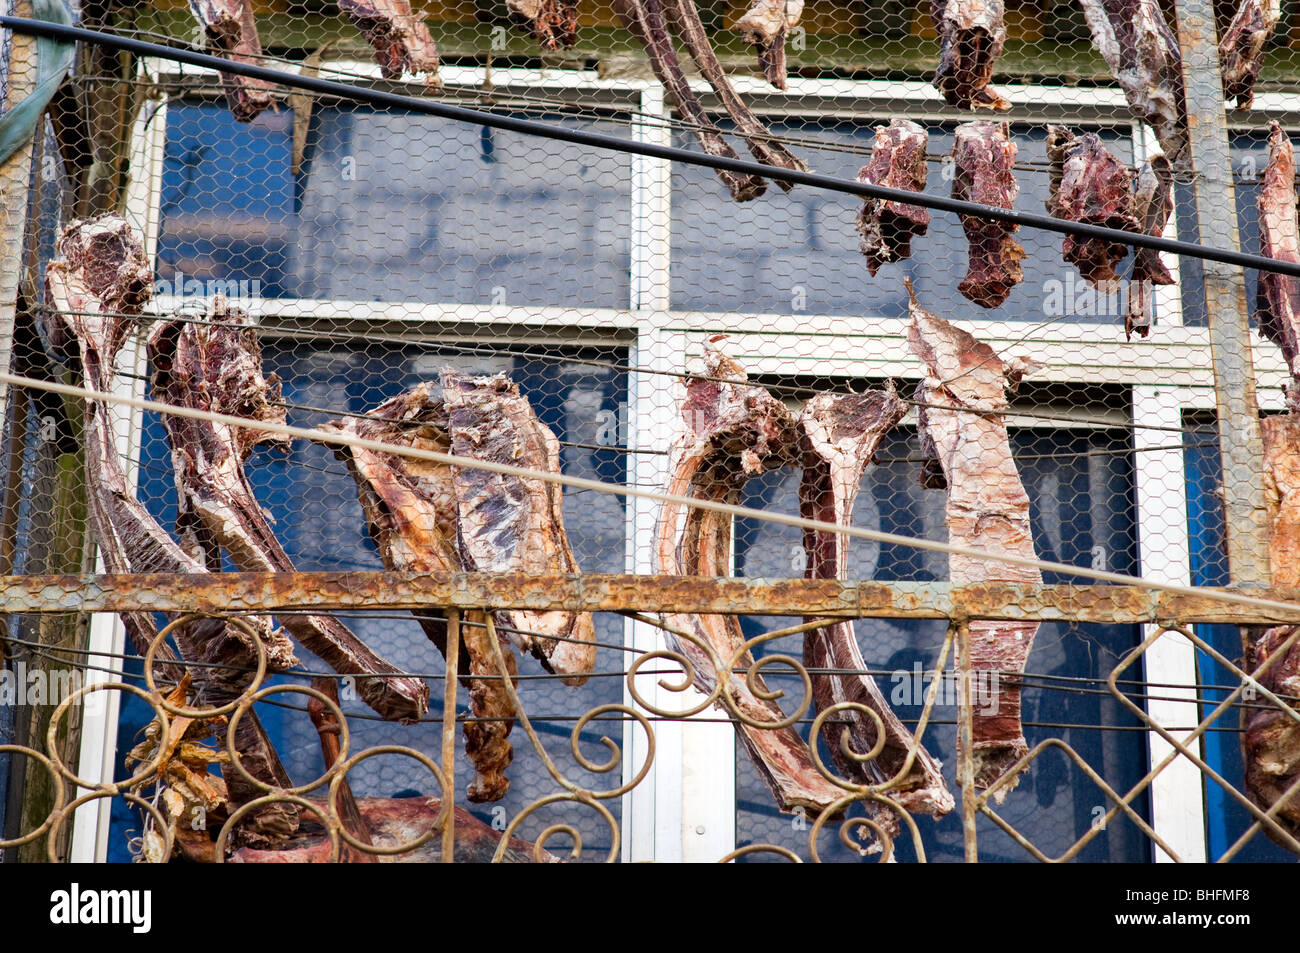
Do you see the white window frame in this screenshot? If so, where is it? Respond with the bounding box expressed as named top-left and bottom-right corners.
top-left (71, 58), bottom-right (1296, 863)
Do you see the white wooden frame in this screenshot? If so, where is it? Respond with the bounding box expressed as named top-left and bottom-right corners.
top-left (76, 58), bottom-right (1300, 863)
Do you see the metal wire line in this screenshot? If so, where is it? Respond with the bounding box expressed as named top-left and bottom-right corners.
top-left (45, 306), bottom-right (1212, 437)
top-left (4, 638), bottom-right (1258, 734)
top-left (87, 24), bottom-right (1105, 175)
top-left (9, 367), bottom-right (1293, 620)
top-left (9, 16), bottom-right (1300, 280)
top-left (5, 631), bottom-right (1291, 712)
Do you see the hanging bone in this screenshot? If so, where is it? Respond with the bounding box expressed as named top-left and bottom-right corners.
top-left (656, 337), bottom-right (847, 813)
top-left (931, 0), bottom-right (1010, 110)
top-left (338, 0), bottom-right (441, 81)
top-left (45, 216), bottom-right (298, 846)
top-left (799, 390), bottom-right (956, 823)
top-left (320, 384), bottom-right (518, 803)
top-left (1219, 0), bottom-right (1280, 111)
top-left (733, 0), bottom-right (804, 90)
top-left (615, 0), bottom-right (766, 201)
top-left (856, 119), bottom-right (930, 276)
top-left (663, 0), bottom-right (808, 184)
top-left (187, 1), bottom-right (277, 121)
top-left (952, 120), bottom-right (1024, 308)
top-left (908, 284), bottom-right (1041, 798)
top-left (146, 305), bottom-right (430, 725)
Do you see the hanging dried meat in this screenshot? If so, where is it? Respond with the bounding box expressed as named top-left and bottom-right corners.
top-left (908, 286), bottom-right (1041, 797)
top-left (1249, 413), bottom-right (1300, 850)
top-left (1219, 0), bottom-right (1280, 110)
top-left (44, 216), bottom-right (298, 846)
top-left (146, 304), bottom-right (429, 725)
top-left (1257, 122), bottom-right (1300, 404)
top-left (1078, 0), bottom-right (1188, 167)
top-left (931, 0), bottom-right (1010, 111)
top-left (799, 391), bottom-right (955, 822)
top-left (656, 337), bottom-right (846, 813)
top-left (733, 0), bottom-right (804, 90)
top-left (1250, 123), bottom-right (1300, 850)
top-left (1125, 154), bottom-right (1175, 339)
top-left (501, 0), bottom-right (580, 50)
top-left (187, 1), bottom-right (277, 122)
top-left (663, 0), bottom-right (808, 184)
top-left (856, 119), bottom-right (930, 276)
top-left (339, 0), bottom-right (441, 81)
top-left (443, 371), bottom-right (598, 684)
top-left (951, 120), bottom-right (1024, 308)
top-left (321, 385), bottom-right (518, 803)
top-left (615, 0), bottom-right (766, 201)
top-left (1045, 126), bottom-right (1138, 287)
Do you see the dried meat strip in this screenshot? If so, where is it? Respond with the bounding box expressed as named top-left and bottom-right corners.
top-left (952, 120), bottom-right (1024, 308)
top-left (856, 119), bottom-right (930, 275)
top-left (799, 390), bottom-right (955, 823)
top-left (908, 286), bottom-right (1041, 797)
top-left (656, 337), bottom-right (846, 813)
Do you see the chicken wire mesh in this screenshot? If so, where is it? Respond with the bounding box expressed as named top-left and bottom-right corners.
top-left (1, 0), bottom-right (1300, 864)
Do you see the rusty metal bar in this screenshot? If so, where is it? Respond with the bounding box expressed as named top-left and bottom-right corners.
top-left (1173, 0), bottom-right (1272, 587)
top-left (440, 609), bottom-right (459, 863)
top-left (1, 573), bottom-right (1298, 624)
top-left (955, 621), bottom-right (978, 863)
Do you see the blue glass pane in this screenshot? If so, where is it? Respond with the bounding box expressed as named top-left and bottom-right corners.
top-left (1174, 129), bottom-right (1271, 329)
top-left (156, 101), bottom-right (631, 308)
top-left (732, 425), bottom-right (1150, 862)
top-left (157, 103), bottom-right (295, 300)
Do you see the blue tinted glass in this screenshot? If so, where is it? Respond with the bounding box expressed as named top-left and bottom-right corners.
top-left (1174, 130), bottom-right (1271, 329)
top-left (156, 102), bottom-right (631, 308)
top-left (157, 103), bottom-right (295, 299)
top-left (732, 425), bottom-right (1149, 861)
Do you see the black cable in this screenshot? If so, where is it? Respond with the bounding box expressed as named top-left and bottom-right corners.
top-left (7, 15), bottom-right (1300, 280)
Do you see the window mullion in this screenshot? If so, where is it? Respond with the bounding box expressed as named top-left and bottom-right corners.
top-left (1133, 385), bottom-right (1206, 861)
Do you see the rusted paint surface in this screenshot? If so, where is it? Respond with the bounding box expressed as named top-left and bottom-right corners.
top-left (0, 572), bottom-right (1298, 624)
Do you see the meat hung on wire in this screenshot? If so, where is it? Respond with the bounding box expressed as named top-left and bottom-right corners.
top-left (931, 0), bottom-right (1010, 110)
top-left (798, 391), bottom-right (955, 823)
top-left (655, 337), bottom-right (848, 815)
top-left (1251, 124), bottom-right (1300, 848)
top-left (45, 216), bottom-right (305, 848)
top-left (1045, 127), bottom-right (1139, 287)
top-left (337, 0), bottom-right (442, 81)
top-left (1219, 0), bottom-right (1281, 111)
top-left (321, 385), bottom-right (520, 804)
top-left (733, 0), bottom-right (805, 90)
top-left (1077, 0), bottom-right (1188, 167)
top-left (1125, 154), bottom-right (1176, 339)
top-left (908, 283), bottom-right (1042, 799)
top-left (856, 119), bottom-right (930, 276)
top-left (950, 120), bottom-right (1024, 308)
top-left (186, 0), bottom-right (277, 121)
top-left (614, 0), bottom-right (806, 201)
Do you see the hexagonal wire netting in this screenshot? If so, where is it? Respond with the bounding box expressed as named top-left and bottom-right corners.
top-left (1, 0), bottom-right (1299, 864)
